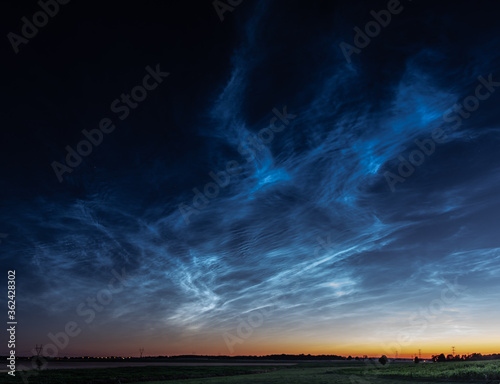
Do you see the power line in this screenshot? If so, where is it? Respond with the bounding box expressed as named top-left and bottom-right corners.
top-left (34, 345), bottom-right (44, 371)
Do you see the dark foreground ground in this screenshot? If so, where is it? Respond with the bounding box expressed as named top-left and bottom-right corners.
top-left (1, 360), bottom-right (499, 384)
top-left (5, 361), bottom-right (295, 370)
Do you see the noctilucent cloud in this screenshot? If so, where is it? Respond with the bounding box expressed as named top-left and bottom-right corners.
top-left (1, 0), bottom-right (500, 358)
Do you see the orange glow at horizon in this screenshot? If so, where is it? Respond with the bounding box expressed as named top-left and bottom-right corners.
top-left (57, 337), bottom-right (500, 359)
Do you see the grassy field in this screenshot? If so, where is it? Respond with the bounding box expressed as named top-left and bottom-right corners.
top-left (4, 360), bottom-right (499, 384)
top-left (339, 359), bottom-right (500, 381)
top-left (131, 360), bottom-right (500, 384)
top-left (0, 365), bottom-right (284, 384)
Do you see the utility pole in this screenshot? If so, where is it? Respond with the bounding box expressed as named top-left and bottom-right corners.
top-left (452, 346), bottom-right (455, 356)
top-left (419, 349), bottom-right (421, 359)
top-left (139, 348), bottom-right (144, 358)
top-left (34, 344), bottom-right (43, 371)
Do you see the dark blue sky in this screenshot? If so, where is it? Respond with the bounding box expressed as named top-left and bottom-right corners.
top-left (1, 0), bottom-right (500, 357)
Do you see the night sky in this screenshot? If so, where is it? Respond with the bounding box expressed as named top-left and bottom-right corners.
top-left (1, 0), bottom-right (500, 358)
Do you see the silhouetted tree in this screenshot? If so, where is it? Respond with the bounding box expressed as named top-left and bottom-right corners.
top-left (378, 355), bottom-right (388, 365)
top-left (437, 353), bottom-right (446, 363)
top-left (414, 356), bottom-right (420, 364)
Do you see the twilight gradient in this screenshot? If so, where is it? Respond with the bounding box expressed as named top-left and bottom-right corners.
top-left (1, 0), bottom-right (500, 359)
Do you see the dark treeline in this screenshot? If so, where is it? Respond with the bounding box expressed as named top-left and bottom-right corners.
top-left (431, 353), bottom-right (500, 362)
top-left (15, 354), bottom-right (348, 361)
top-left (10, 352), bottom-right (500, 362)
